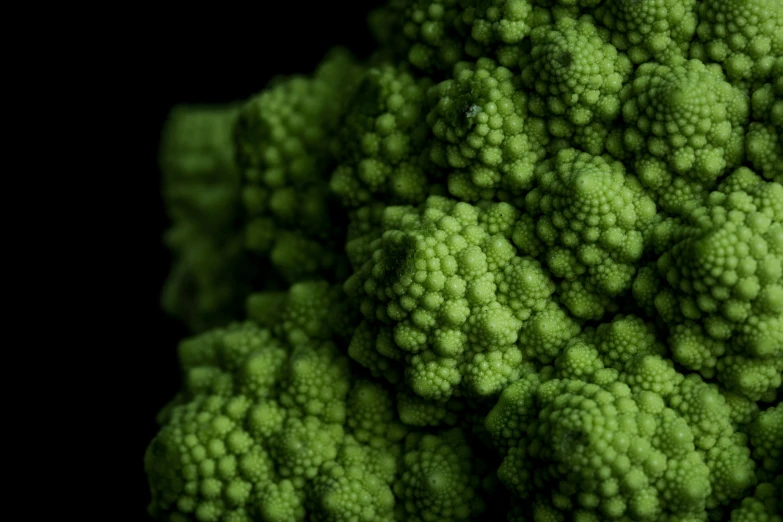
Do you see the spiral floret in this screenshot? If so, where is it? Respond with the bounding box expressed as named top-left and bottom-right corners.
top-left (428, 58), bottom-right (539, 202)
top-left (524, 148), bottom-right (657, 319)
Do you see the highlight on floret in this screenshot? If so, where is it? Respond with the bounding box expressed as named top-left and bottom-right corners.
top-left (149, 1), bottom-right (783, 520)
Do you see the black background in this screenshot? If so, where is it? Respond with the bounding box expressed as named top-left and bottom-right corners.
top-left (135, 4), bottom-right (383, 518)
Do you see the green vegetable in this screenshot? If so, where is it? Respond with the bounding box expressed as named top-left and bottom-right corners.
top-left (149, 1), bottom-right (783, 520)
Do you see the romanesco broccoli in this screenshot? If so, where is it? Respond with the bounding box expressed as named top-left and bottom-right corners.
top-left (148, 1), bottom-right (783, 520)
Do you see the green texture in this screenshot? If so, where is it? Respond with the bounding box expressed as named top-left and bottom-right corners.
top-left (151, 2), bottom-right (783, 520)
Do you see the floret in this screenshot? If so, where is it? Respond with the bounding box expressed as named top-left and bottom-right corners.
top-left (728, 480), bottom-right (783, 522)
top-left (370, 0), bottom-right (466, 74)
top-left (749, 404), bottom-right (783, 480)
top-left (620, 59), bottom-right (748, 198)
top-left (522, 16), bottom-right (632, 155)
top-left (517, 302), bottom-right (581, 363)
top-left (523, 148), bottom-right (657, 319)
top-left (594, 0), bottom-right (699, 64)
top-left (667, 374), bottom-right (758, 507)
top-left (236, 50), bottom-right (363, 283)
top-left (330, 65), bottom-right (438, 207)
top-left (494, 375), bottom-right (713, 519)
top-left (461, 0), bottom-right (554, 65)
top-left (394, 429), bottom-right (486, 521)
top-left (345, 196), bottom-right (575, 400)
top-left (652, 182), bottom-right (783, 400)
top-left (427, 58), bottom-right (540, 202)
top-left (310, 437), bottom-right (398, 521)
top-left (146, 318), bottom-right (495, 522)
top-left (146, 322), bottom-right (353, 521)
top-left (245, 280), bottom-right (359, 345)
top-left (691, 0), bottom-right (783, 84)
top-left (487, 340), bottom-right (762, 520)
top-left (592, 314), bottom-right (666, 369)
top-left (746, 57), bottom-right (783, 183)
top-left (160, 105), bottom-right (242, 233)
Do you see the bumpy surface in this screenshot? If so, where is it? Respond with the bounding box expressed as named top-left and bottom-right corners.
top-left (621, 59), bottom-right (748, 185)
top-left (595, 0), bottom-right (699, 64)
top-left (747, 57), bottom-right (783, 183)
top-left (522, 16), bottom-right (632, 155)
top-left (371, 0), bottom-right (467, 73)
top-left (653, 181), bottom-right (783, 400)
top-left (345, 196), bottom-right (569, 400)
top-left (692, 0), bottom-right (783, 84)
top-left (427, 57), bottom-right (541, 201)
top-left (235, 51), bottom-right (363, 283)
top-left (395, 429), bottom-right (485, 521)
top-left (330, 65), bottom-right (437, 207)
top-left (152, 2), bottom-right (783, 521)
top-left (523, 148), bottom-right (657, 319)
top-left (146, 288), bottom-right (501, 522)
top-left (486, 323), bottom-right (763, 520)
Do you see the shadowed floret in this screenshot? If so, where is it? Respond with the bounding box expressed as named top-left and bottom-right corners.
top-left (370, 0), bottom-right (466, 74)
top-left (394, 429), bottom-right (486, 521)
top-left (749, 404), bottom-right (782, 481)
top-left (463, 0), bottom-right (535, 47)
top-left (395, 389), bottom-right (463, 427)
top-left (746, 57), bottom-right (782, 183)
top-left (550, 0), bottom-right (602, 6)
top-left (330, 64), bottom-right (438, 207)
top-left (160, 105), bottom-right (242, 233)
top-left (236, 50), bottom-right (363, 283)
top-left (245, 280), bottom-right (359, 346)
top-left (159, 105), bottom-right (250, 333)
top-left (727, 480), bottom-right (783, 522)
top-left (484, 370), bottom-right (548, 454)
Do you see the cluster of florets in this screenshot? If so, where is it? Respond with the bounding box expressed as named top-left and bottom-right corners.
top-left (150, 0), bottom-right (783, 520)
